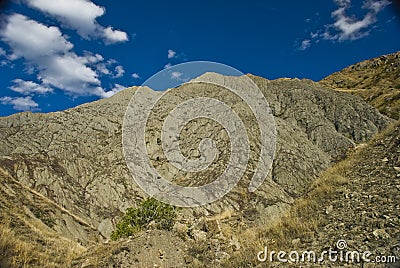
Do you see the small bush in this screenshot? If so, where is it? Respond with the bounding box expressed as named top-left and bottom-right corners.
top-left (111, 198), bottom-right (177, 240)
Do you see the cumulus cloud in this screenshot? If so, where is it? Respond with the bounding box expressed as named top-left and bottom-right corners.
top-left (103, 26), bottom-right (128, 44)
top-left (297, 0), bottom-right (391, 51)
top-left (324, 0), bottom-right (391, 41)
top-left (25, 0), bottom-right (128, 44)
top-left (2, 14), bottom-right (73, 60)
top-left (164, 63), bottom-right (172, 69)
top-left (0, 14), bottom-right (118, 97)
top-left (94, 58), bottom-right (122, 78)
top-left (0, 96), bottom-right (39, 111)
top-left (100, 84), bottom-right (125, 98)
top-left (82, 52), bottom-right (104, 64)
top-left (38, 53), bottom-right (101, 94)
top-left (132, 73), bottom-right (140, 79)
top-left (167, 49), bottom-right (177, 59)
top-left (113, 65), bottom-right (125, 78)
top-left (96, 63), bottom-right (111, 75)
top-left (10, 79), bottom-right (53, 95)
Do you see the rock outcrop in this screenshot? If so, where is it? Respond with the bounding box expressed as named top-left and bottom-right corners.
top-left (320, 51), bottom-right (400, 120)
top-left (0, 73), bottom-right (390, 246)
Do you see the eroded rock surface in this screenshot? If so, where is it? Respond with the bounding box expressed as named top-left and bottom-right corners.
top-left (0, 74), bottom-right (391, 243)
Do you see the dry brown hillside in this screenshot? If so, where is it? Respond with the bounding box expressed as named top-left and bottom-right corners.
top-left (320, 51), bottom-right (400, 120)
top-left (224, 121), bottom-right (400, 267)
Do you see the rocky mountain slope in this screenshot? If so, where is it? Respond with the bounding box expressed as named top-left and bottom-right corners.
top-left (320, 51), bottom-right (400, 120)
top-left (293, 116), bottom-right (400, 267)
top-left (0, 167), bottom-right (89, 267)
top-left (0, 57), bottom-right (395, 267)
top-left (73, 119), bottom-right (400, 268)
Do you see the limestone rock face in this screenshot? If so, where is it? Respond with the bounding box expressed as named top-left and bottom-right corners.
top-left (0, 74), bottom-right (391, 242)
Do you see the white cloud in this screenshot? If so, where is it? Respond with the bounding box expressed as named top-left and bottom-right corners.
top-left (107, 59), bottom-right (117, 65)
top-left (0, 96), bottom-right (39, 111)
top-left (171, 71), bottom-right (183, 80)
top-left (82, 52), bottom-right (104, 64)
top-left (0, 14), bottom-right (117, 97)
top-left (297, 0), bottom-right (391, 51)
top-left (0, 48), bottom-right (6, 56)
top-left (103, 26), bottom-right (128, 44)
top-left (1, 13), bottom-right (73, 60)
top-left (167, 49), bottom-right (176, 59)
top-left (113, 65), bottom-right (125, 78)
top-left (299, 39), bottom-right (311, 50)
top-left (94, 58), bottom-right (124, 78)
top-left (10, 79), bottom-right (53, 95)
top-left (96, 63), bottom-right (111, 75)
top-left (164, 63), bottom-right (172, 69)
top-left (100, 84), bottom-right (126, 98)
top-left (38, 53), bottom-right (101, 94)
top-left (324, 0), bottom-right (391, 41)
top-left (310, 31), bottom-right (319, 39)
top-left (25, 0), bottom-right (128, 44)
top-left (362, 0), bottom-right (390, 12)
top-left (169, 71), bottom-right (189, 82)
top-left (132, 73), bottom-right (140, 79)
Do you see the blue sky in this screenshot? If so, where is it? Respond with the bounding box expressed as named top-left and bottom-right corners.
top-left (0, 0), bottom-right (399, 116)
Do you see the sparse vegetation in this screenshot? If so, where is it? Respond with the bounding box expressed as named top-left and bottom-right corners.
top-left (31, 207), bottom-right (55, 228)
top-left (320, 51), bottom-right (400, 120)
top-left (1, 52), bottom-right (398, 267)
top-left (224, 121), bottom-right (400, 267)
top-left (111, 198), bottom-right (177, 240)
top-left (223, 155), bottom-right (352, 266)
top-left (0, 220), bottom-right (85, 268)
top-left (0, 222), bottom-right (29, 268)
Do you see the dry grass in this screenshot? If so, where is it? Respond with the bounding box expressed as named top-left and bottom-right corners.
top-left (0, 168), bottom-right (90, 267)
top-left (320, 51), bottom-right (400, 120)
top-left (0, 218), bottom-right (86, 268)
top-left (222, 152), bottom-right (356, 266)
top-left (223, 121), bottom-right (399, 267)
top-left (0, 222), bottom-right (29, 267)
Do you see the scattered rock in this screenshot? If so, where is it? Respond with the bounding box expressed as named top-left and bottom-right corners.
top-left (373, 229), bottom-right (390, 240)
top-left (0, 62), bottom-right (396, 268)
top-left (206, 219), bottom-right (222, 234)
top-left (158, 249), bottom-right (165, 259)
top-left (229, 237), bottom-right (240, 251)
top-left (325, 205), bottom-right (334, 215)
top-left (292, 238), bottom-right (301, 246)
top-left (173, 222), bottom-right (189, 237)
top-left (190, 229), bottom-right (207, 242)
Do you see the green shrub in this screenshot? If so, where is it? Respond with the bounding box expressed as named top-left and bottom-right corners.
top-left (111, 198), bottom-right (177, 240)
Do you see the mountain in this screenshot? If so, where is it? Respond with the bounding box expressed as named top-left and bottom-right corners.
top-left (0, 55), bottom-right (396, 267)
top-left (74, 121), bottom-right (400, 268)
top-left (320, 51), bottom-right (400, 120)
